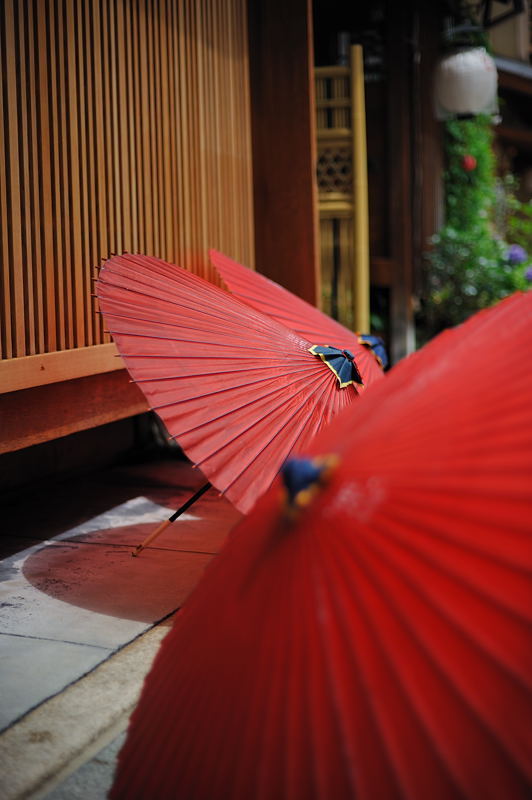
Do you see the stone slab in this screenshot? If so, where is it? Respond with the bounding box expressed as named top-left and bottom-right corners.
top-left (42, 731), bottom-right (126, 800)
top-left (0, 622), bottom-right (171, 800)
top-left (0, 539), bottom-right (213, 645)
top-left (0, 634), bottom-right (111, 732)
top-left (0, 491), bottom-right (237, 734)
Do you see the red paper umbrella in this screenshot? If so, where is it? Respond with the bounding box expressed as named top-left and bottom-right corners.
top-left (96, 253), bottom-right (363, 515)
top-left (209, 248), bottom-right (386, 382)
top-left (111, 291), bottom-right (532, 800)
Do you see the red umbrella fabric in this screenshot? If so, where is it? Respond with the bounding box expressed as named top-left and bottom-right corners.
top-left (96, 253), bottom-right (365, 515)
top-left (209, 248), bottom-right (386, 381)
top-left (110, 290), bottom-right (532, 800)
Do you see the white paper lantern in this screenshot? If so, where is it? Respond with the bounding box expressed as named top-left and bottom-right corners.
top-left (434, 46), bottom-right (498, 119)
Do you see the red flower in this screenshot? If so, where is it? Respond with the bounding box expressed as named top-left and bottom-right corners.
top-left (461, 154), bottom-right (477, 172)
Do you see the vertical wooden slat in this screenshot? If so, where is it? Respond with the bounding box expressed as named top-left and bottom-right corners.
top-left (138, 0), bottom-right (153, 254)
top-left (62, 0), bottom-right (76, 348)
top-left (91, 0), bottom-right (107, 264)
top-left (189, 0), bottom-right (198, 267)
top-left (146, 0), bottom-right (159, 256)
top-left (17, 1), bottom-right (35, 355)
top-left (165, 0), bottom-right (177, 263)
top-left (131, 0), bottom-right (143, 254)
top-left (81, 0), bottom-right (98, 343)
top-left (75, 0), bottom-right (93, 344)
top-left (195, 0), bottom-right (208, 273)
top-left (339, 217), bottom-right (353, 329)
top-left (183, 0), bottom-right (196, 271)
top-left (351, 44), bottom-right (370, 333)
top-left (176, 0), bottom-right (191, 268)
top-left (25, 0), bottom-right (46, 354)
top-left (320, 218), bottom-right (333, 317)
top-left (108, 0), bottom-right (122, 255)
top-left (155, 0), bottom-right (166, 258)
top-left (52, 0), bottom-right (69, 349)
top-left (4, 0), bottom-right (26, 356)
top-left (0, 3), bottom-right (13, 358)
top-left (116, 0), bottom-right (131, 253)
top-left (66, 0), bottom-right (85, 346)
top-left (173, 0), bottom-right (186, 267)
top-left (1, 0), bottom-right (255, 368)
top-left (124, 0), bottom-right (139, 253)
top-left (101, 0), bottom-right (114, 257)
top-left (36, 0), bottom-right (58, 352)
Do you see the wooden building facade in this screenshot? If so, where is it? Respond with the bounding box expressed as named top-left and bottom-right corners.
top-left (0, 0), bottom-right (318, 475)
top-left (3, 0), bottom-right (528, 487)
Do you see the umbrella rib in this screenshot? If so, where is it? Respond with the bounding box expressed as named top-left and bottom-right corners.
top-left (361, 507), bottom-right (532, 681)
top-left (384, 494), bottom-right (532, 586)
top-left (192, 368), bottom-right (337, 472)
top-left (191, 368), bottom-right (336, 466)
top-left (309, 534), bottom-right (412, 796)
top-left (254, 369), bottom-right (356, 466)
top-left (249, 548), bottom-right (305, 800)
top-left (151, 366), bottom-right (325, 414)
top-left (141, 364), bottom-right (319, 387)
top-left (108, 327), bottom-right (311, 355)
top-left (100, 273), bottom-right (301, 340)
top-left (217, 373), bottom-right (350, 496)
top-left (104, 254), bottom-right (235, 304)
top-left (340, 530), bottom-right (531, 784)
top-left (324, 538), bottom-right (469, 797)
top-left (210, 253), bottom-right (369, 345)
top-left (283, 539), bottom-right (327, 800)
top-left (298, 543), bottom-right (347, 800)
top-left (115, 352), bottom-right (313, 363)
top-left (307, 543), bottom-right (368, 798)
top-left (225, 290), bottom-right (353, 346)
top-left (100, 305), bottom-right (291, 342)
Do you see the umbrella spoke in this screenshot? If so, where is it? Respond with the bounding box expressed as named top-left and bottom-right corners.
top-left (210, 249), bottom-right (386, 387)
top-left (343, 533), bottom-right (532, 790)
top-left (110, 289), bottom-right (532, 799)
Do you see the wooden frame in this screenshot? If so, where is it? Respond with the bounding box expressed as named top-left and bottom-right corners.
top-left (247, 0), bottom-right (320, 305)
top-left (1, 0), bottom-right (255, 456)
top-left (0, 344), bottom-right (122, 394)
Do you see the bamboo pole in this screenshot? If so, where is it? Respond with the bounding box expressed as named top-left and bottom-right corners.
top-left (350, 45), bottom-right (370, 333)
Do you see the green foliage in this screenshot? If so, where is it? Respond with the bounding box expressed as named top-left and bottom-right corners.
top-left (496, 174), bottom-right (532, 250)
top-left (417, 115), bottom-right (531, 344)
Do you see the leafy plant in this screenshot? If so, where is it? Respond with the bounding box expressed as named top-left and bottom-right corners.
top-left (417, 114), bottom-right (531, 344)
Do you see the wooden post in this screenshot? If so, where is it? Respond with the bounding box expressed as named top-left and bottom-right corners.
top-left (350, 44), bottom-right (370, 333)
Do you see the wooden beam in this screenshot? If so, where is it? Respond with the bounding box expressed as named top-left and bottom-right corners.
top-left (351, 45), bottom-right (370, 333)
top-left (0, 370), bottom-right (148, 455)
top-left (387, 5), bottom-right (415, 362)
top-left (0, 343), bottom-right (122, 394)
top-left (247, 0), bottom-right (319, 305)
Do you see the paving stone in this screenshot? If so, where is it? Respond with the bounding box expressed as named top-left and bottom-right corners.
top-left (0, 458), bottom-right (241, 796)
top-left (0, 634), bottom-right (111, 732)
top-left (41, 731), bottom-right (126, 800)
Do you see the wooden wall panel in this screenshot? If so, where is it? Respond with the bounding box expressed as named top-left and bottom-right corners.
top-left (247, 0), bottom-right (319, 306)
top-left (0, 0), bottom-right (254, 370)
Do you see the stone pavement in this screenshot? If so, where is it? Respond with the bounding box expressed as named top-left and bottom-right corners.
top-left (0, 455), bottom-right (242, 799)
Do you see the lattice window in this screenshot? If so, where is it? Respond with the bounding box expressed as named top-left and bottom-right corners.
top-left (317, 146), bottom-right (353, 194)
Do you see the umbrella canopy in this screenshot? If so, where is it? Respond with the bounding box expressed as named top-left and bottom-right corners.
top-left (96, 253), bottom-right (365, 515)
top-left (110, 290), bottom-right (532, 800)
top-left (357, 333), bottom-right (389, 369)
top-left (209, 248), bottom-right (386, 380)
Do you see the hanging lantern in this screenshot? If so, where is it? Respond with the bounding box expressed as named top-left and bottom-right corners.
top-left (434, 45), bottom-right (498, 120)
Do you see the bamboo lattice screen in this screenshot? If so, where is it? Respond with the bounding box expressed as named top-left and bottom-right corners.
top-left (315, 45), bottom-right (369, 333)
top-left (0, 0), bottom-right (254, 383)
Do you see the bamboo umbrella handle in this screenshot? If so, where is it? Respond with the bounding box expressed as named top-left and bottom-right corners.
top-left (131, 519), bottom-right (173, 557)
top-left (132, 482), bottom-right (211, 557)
